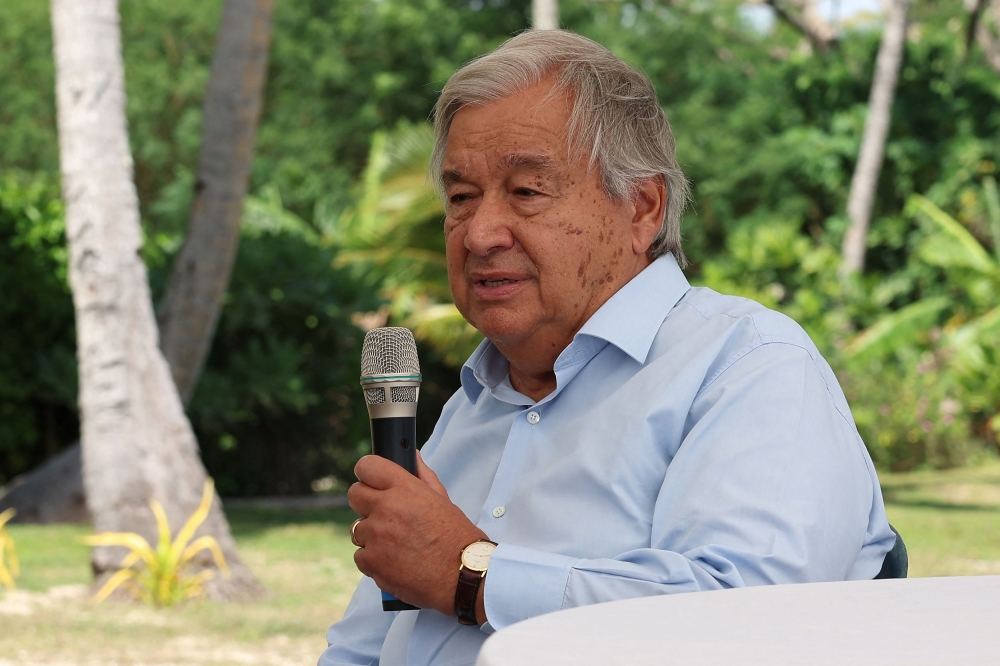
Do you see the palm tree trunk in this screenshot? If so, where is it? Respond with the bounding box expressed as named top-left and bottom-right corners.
top-left (50, 0), bottom-right (262, 600)
top-left (840, 0), bottom-right (909, 277)
top-left (533, 0), bottom-right (559, 30)
top-left (158, 0), bottom-right (275, 404)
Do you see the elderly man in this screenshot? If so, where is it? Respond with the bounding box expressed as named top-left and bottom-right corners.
top-left (320, 30), bottom-right (894, 666)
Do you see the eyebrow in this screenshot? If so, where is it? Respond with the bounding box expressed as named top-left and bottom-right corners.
top-left (440, 153), bottom-right (563, 187)
top-left (497, 153), bottom-right (561, 178)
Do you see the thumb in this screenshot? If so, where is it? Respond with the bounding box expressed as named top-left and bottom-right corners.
top-left (416, 450), bottom-right (449, 499)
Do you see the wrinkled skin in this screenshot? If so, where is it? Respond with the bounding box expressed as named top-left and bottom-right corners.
top-left (349, 77), bottom-right (667, 625)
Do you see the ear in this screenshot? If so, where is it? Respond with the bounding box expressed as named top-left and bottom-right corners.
top-left (630, 175), bottom-right (666, 256)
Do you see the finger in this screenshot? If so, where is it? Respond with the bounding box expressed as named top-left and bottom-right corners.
top-left (416, 451), bottom-right (449, 499)
top-left (347, 481), bottom-right (379, 517)
top-left (355, 455), bottom-right (412, 491)
top-left (354, 547), bottom-right (371, 576)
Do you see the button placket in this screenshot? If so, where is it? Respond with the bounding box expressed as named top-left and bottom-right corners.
top-left (476, 408), bottom-right (542, 535)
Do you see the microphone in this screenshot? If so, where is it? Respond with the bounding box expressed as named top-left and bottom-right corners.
top-left (360, 326), bottom-right (421, 612)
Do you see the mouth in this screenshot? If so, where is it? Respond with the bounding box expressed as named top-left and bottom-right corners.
top-left (481, 278), bottom-right (517, 288)
top-left (469, 274), bottom-right (526, 300)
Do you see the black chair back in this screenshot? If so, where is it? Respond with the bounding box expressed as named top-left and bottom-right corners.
top-left (874, 523), bottom-right (908, 579)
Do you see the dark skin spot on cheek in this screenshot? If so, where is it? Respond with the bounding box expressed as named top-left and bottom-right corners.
top-left (577, 249), bottom-right (592, 281)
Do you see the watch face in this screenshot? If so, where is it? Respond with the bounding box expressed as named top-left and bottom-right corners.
top-left (462, 541), bottom-right (497, 572)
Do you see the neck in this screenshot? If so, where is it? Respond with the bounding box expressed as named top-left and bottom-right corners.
top-left (508, 359), bottom-right (559, 403)
top-left (499, 255), bottom-right (653, 402)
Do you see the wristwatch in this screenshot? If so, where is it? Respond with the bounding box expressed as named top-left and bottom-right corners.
top-left (455, 539), bottom-right (497, 625)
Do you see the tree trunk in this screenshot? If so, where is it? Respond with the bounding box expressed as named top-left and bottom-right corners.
top-left (158, 0), bottom-right (275, 404)
top-left (50, 0), bottom-right (262, 600)
top-left (974, 0), bottom-right (1000, 73)
top-left (533, 0), bottom-right (559, 30)
top-left (840, 0), bottom-right (909, 277)
top-left (765, 0), bottom-right (839, 54)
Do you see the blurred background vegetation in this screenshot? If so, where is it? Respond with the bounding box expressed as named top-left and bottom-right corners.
top-left (2, 0), bottom-right (999, 497)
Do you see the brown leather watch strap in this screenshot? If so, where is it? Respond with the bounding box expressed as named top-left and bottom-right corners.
top-left (455, 567), bottom-right (483, 626)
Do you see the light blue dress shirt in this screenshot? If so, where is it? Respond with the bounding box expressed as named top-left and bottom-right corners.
top-left (320, 254), bottom-right (895, 666)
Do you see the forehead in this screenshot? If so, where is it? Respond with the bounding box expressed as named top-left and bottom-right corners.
top-left (442, 80), bottom-right (574, 175)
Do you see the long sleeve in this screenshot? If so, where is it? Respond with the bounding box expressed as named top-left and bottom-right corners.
top-left (319, 576), bottom-right (394, 666)
top-left (482, 343), bottom-right (894, 631)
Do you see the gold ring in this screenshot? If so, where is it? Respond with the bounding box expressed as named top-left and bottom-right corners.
top-left (350, 518), bottom-right (363, 547)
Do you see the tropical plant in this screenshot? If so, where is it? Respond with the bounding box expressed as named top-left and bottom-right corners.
top-left (81, 480), bottom-right (230, 606)
top-left (332, 123), bottom-right (483, 368)
top-left (846, 188), bottom-right (1000, 363)
top-left (843, 184), bottom-right (1000, 464)
top-left (0, 508), bottom-right (19, 591)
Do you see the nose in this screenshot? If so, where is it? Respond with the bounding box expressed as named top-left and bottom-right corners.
top-left (464, 191), bottom-right (515, 257)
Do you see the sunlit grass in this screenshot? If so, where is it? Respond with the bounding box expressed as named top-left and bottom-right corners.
top-left (3, 522), bottom-right (91, 591)
top-left (880, 459), bottom-right (1000, 577)
top-left (0, 506), bottom-right (361, 665)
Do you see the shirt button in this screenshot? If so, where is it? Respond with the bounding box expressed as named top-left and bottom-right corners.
top-left (492, 505), bottom-right (506, 518)
top-left (526, 411), bottom-right (540, 425)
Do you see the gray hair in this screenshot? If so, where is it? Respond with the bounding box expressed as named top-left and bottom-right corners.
top-left (431, 30), bottom-right (689, 266)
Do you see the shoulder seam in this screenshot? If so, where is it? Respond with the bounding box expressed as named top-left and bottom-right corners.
top-left (698, 339), bottom-right (858, 435)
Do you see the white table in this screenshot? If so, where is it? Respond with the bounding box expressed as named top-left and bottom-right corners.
top-left (477, 576), bottom-right (1000, 666)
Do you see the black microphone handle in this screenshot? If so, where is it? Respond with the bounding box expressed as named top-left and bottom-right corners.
top-left (370, 417), bottom-right (417, 476)
top-left (369, 415), bottom-right (419, 612)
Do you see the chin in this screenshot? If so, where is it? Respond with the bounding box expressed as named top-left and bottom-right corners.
top-left (470, 310), bottom-right (531, 349)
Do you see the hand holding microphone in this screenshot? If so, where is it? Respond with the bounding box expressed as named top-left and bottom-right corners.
top-left (349, 327), bottom-right (489, 617)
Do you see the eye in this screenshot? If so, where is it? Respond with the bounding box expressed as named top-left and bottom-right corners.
top-left (449, 193), bottom-right (473, 204)
top-left (513, 188), bottom-right (540, 197)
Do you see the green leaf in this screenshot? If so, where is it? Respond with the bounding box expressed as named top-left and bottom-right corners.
top-left (844, 296), bottom-right (951, 361)
top-left (908, 195), bottom-right (997, 275)
top-left (945, 304), bottom-right (1000, 373)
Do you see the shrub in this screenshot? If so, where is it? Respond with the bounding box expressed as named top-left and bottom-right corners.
top-left (81, 480), bottom-right (229, 606)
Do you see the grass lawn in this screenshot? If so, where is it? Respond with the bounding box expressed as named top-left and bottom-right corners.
top-left (0, 507), bottom-right (362, 665)
top-left (880, 461), bottom-right (1000, 577)
top-left (1, 463), bottom-right (998, 665)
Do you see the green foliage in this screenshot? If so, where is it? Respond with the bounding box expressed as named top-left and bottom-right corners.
top-left (837, 189), bottom-right (1000, 469)
top-left (0, 1), bottom-right (57, 174)
top-left (3, 0), bottom-right (1000, 482)
top-left (0, 508), bottom-right (19, 591)
top-left (82, 480), bottom-right (230, 606)
top-left (841, 353), bottom-right (977, 470)
top-left (187, 193), bottom-right (383, 496)
top-left (333, 123), bottom-right (483, 367)
top-left (0, 174), bottom-right (78, 486)
top-left (256, 0), bottom-right (531, 221)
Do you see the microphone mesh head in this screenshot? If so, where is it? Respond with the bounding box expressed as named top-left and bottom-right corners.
top-left (361, 327), bottom-right (421, 377)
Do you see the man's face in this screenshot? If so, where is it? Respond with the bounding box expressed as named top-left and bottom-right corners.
top-left (442, 79), bottom-right (654, 358)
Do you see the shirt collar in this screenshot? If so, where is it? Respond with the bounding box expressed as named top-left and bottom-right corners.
top-left (460, 253), bottom-right (690, 403)
top-left (573, 253), bottom-right (689, 364)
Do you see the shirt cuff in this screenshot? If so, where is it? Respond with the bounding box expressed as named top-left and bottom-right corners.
top-left (483, 543), bottom-right (579, 631)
